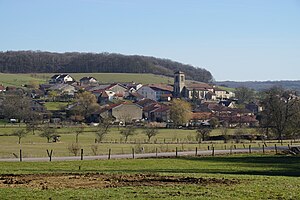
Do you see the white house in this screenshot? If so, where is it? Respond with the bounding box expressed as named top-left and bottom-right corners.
top-left (49, 74), bottom-right (75, 84)
top-left (137, 84), bottom-right (173, 102)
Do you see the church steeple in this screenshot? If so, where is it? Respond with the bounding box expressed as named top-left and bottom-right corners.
top-left (174, 71), bottom-right (185, 97)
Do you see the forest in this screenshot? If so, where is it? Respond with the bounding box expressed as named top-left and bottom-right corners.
top-left (0, 51), bottom-right (213, 83)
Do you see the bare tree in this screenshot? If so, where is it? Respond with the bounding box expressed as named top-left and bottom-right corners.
top-left (39, 126), bottom-right (58, 143)
top-left (12, 129), bottom-right (28, 144)
top-left (68, 143), bottom-right (81, 156)
top-left (95, 117), bottom-right (112, 143)
top-left (196, 127), bottom-right (212, 143)
top-left (143, 127), bottom-right (159, 142)
top-left (75, 125), bottom-right (85, 143)
top-left (220, 127), bottom-right (229, 143)
top-left (120, 126), bottom-right (136, 143)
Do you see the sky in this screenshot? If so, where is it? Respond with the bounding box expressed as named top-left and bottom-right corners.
top-left (0, 0), bottom-right (300, 81)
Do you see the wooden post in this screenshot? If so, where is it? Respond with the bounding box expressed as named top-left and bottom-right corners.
top-left (176, 147), bottom-right (178, 157)
top-left (262, 145), bottom-right (265, 154)
top-left (80, 149), bottom-right (83, 160)
top-left (275, 144), bottom-right (278, 154)
top-left (224, 145), bottom-right (226, 150)
top-left (234, 145), bottom-right (236, 149)
top-left (288, 144), bottom-right (290, 150)
top-left (208, 146), bottom-right (210, 150)
top-left (212, 147), bottom-right (215, 156)
top-left (264, 142), bottom-right (267, 147)
top-left (108, 149), bottom-right (111, 160)
top-left (243, 144), bottom-right (245, 148)
top-left (195, 147), bottom-right (198, 156)
top-left (19, 149), bottom-right (22, 162)
top-left (132, 148), bottom-right (135, 159)
top-left (249, 145), bottom-right (251, 154)
top-left (46, 149), bottom-right (53, 162)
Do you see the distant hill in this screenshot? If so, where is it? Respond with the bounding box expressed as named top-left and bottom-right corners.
top-left (0, 51), bottom-right (213, 83)
top-left (215, 80), bottom-right (300, 92)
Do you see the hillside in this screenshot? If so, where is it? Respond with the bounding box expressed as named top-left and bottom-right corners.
top-left (0, 73), bottom-right (173, 87)
top-left (0, 51), bottom-right (213, 83)
top-left (215, 80), bottom-right (300, 92)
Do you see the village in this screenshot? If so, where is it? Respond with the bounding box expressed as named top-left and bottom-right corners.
top-left (0, 72), bottom-right (260, 130)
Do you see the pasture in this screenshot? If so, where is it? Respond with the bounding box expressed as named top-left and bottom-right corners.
top-left (0, 125), bottom-right (297, 159)
top-left (0, 73), bottom-right (173, 87)
top-left (0, 154), bottom-right (299, 199)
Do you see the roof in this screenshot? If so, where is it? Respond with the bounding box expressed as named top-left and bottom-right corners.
top-left (147, 84), bottom-right (173, 92)
top-left (136, 98), bottom-right (157, 107)
top-left (185, 83), bottom-right (213, 91)
top-left (80, 77), bottom-right (97, 81)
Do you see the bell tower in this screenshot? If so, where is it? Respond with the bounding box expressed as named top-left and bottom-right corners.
top-left (174, 71), bottom-right (185, 97)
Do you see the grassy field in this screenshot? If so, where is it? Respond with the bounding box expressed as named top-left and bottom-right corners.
top-left (0, 73), bottom-right (173, 87)
top-left (0, 154), bottom-right (299, 199)
top-left (0, 126), bottom-right (297, 158)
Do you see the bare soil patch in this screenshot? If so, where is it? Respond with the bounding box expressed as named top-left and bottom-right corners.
top-left (0, 173), bottom-right (239, 189)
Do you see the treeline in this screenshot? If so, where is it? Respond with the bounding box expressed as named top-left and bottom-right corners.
top-left (0, 51), bottom-right (213, 83)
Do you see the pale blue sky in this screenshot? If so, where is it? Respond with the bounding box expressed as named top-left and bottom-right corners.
top-left (0, 0), bottom-right (300, 81)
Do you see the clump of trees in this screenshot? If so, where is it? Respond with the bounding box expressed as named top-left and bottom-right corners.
top-left (259, 87), bottom-right (300, 142)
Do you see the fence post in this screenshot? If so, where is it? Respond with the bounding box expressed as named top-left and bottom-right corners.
top-left (195, 147), bottom-right (198, 156)
top-left (275, 144), bottom-right (278, 154)
top-left (108, 149), bottom-right (111, 160)
top-left (288, 144), bottom-right (290, 150)
top-left (212, 147), bottom-right (215, 156)
top-left (80, 149), bottom-right (83, 160)
top-left (176, 147), bottom-right (178, 157)
top-left (46, 149), bottom-right (53, 162)
top-left (132, 148), bottom-right (135, 159)
top-left (19, 149), bottom-right (22, 162)
top-left (208, 146), bottom-right (210, 150)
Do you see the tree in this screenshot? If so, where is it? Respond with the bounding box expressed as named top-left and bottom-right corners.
top-left (209, 117), bottom-right (219, 128)
top-left (234, 128), bottom-right (245, 143)
top-left (259, 87), bottom-right (300, 142)
top-left (75, 125), bottom-right (85, 143)
top-left (68, 143), bottom-right (81, 156)
top-left (235, 87), bottom-right (256, 104)
top-left (39, 126), bottom-right (57, 143)
top-left (143, 127), bottom-right (159, 142)
top-left (220, 127), bottom-right (229, 143)
top-left (1, 94), bottom-right (32, 122)
top-left (120, 126), bottom-right (136, 143)
top-left (73, 91), bottom-right (100, 121)
top-left (170, 99), bottom-right (191, 127)
top-left (196, 127), bottom-right (212, 143)
top-left (95, 117), bottom-right (112, 143)
top-left (48, 90), bottom-right (58, 102)
top-left (12, 129), bottom-right (28, 144)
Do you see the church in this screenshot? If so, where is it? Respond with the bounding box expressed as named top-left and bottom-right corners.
top-left (173, 71), bottom-right (233, 100)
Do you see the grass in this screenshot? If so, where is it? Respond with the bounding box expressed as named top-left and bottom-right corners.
top-left (0, 73), bottom-right (173, 87)
top-left (44, 102), bottom-right (70, 111)
top-left (0, 126), bottom-right (297, 158)
top-left (0, 154), bottom-right (300, 199)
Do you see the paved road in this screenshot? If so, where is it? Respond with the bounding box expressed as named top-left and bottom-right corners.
top-left (0, 146), bottom-right (290, 162)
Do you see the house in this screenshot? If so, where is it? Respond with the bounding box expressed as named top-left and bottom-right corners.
top-left (92, 103), bottom-right (143, 124)
top-left (213, 88), bottom-right (235, 100)
top-left (79, 77), bottom-right (98, 85)
top-left (49, 74), bottom-right (75, 84)
top-left (89, 83), bottom-right (127, 98)
top-left (48, 84), bottom-right (76, 96)
top-left (137, 84), bottom-right (173, 102)
top-left (121, 82), bottom-right (143, 93)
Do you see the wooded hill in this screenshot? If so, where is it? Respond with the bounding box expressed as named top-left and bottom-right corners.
top-left (0, 51), bottom-right (213, 83)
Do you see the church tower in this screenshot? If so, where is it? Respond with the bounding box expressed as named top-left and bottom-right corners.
top-left (174, 71), bottom-right (185, 97)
